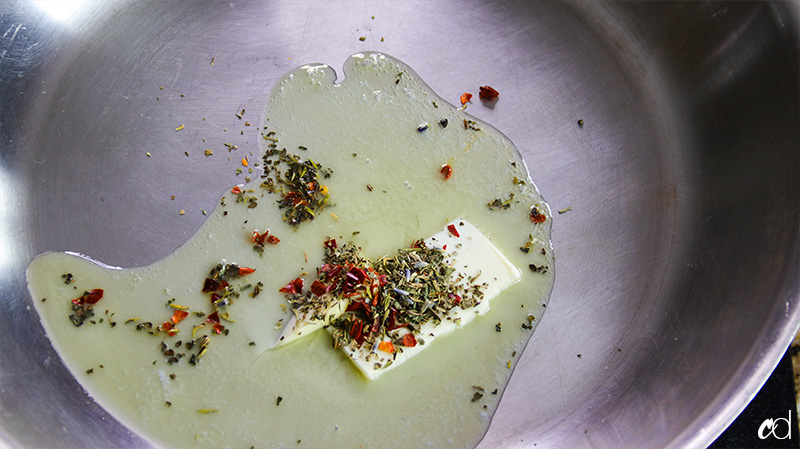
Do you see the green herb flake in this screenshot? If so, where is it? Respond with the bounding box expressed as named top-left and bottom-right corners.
top-left (487, 192), bottom-right (515, 210)
top-left (258, 148), bottom-right (333, 226)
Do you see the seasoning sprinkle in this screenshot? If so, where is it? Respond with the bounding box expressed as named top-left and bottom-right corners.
top-left (285, 236), bottom-right (485, 352)
top-left (259, 148), bottom-right (332, 226)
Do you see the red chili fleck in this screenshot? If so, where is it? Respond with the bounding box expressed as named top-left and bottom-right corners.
top-left (212, 323), bottom-right (225, 335)
top-left (283, 191), bottom-right (305, 206)
top-left (350, 320), bottom-right (365, 346)
top-left (279, 278), bottom-right (304, 294)
top-left (238, 266), bottom-right (256, 276)
top-left (231, 185), bottom-right (242, 194)
top-left (323, 238), bottom-right (338, 250)
top-left (171, 310), bottom-right (189, 324)
top-left (447, 224), bottom-right (460, 238)
top-left (440, 164), bottom-right (453, 180)
top-left (310, 280), bottom-right (328, 297)
top-left (210, 293), bottom-right (221, 305)
top-left (160, 321), bottom-right (177, 336)
top-left (85, 289), bottom-right (104, 304)
top-left (452, 293), bottom-right (462, 305)
top-left (202, 278), bottom-right (220, 293)
top-left (206, 311), bottom-right (220, 324)
top-left (530, 207), bottom-right (547, 224)
top-left (402, 333), bottom-right (417, 347)
top-left (479, 85), bottom-right (500, 100)
top-left (460, 92), bottom-right (472, 104)
top-left (378, 341), bottom-right (395, 353)
top-left (73, 289), bottom-right (104, 305)
top-left (266, 235), bottom-right (280, 245)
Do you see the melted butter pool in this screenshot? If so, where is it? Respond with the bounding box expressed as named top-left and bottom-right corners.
top-left (27, 52), bottom-right (554, 449)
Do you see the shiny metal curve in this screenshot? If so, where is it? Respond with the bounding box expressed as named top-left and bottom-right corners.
top-left (1, 1), bottom-right (798, 448)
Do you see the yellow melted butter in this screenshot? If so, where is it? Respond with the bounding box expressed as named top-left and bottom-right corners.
top-left (27, 52), bottom-right (554, 449)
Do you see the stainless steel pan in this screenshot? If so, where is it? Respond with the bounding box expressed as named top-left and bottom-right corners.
top-left (1, 1), bottom-right (798, 448)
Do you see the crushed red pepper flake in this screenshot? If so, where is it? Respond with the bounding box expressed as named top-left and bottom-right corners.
top-left (460, 92), bottom-right (472, 104)
top-left (279, 278), bottom-right (304, 294)
top-left (171, 309), bottom-right (189, 324)
top-left (402, 333), bottom-right (417, 347)
top-left (447, 224), bottom-right (460, 238)
top-left (530, 206), bottom-right (547, 224)
top-left (72, 289), bottom-right (104, 305)
top-left (160, 321), bottom-right (178, 336)
top-left (378, 341), bottom-right (395, 353)
top-left (440, 164), bottom-right (453, 180)
top-left (478, 85), bottom-right (500, 100)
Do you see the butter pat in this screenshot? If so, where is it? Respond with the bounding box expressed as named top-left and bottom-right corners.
top-left (275, 299), bottom-right (347, 347)
top-left (338, 220), bottom-right (521, 380)
top-left (273, 220), bottom-right (521, 380)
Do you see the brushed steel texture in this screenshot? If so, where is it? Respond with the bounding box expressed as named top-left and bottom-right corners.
top-left (1, 1), bottom-right (798, 448)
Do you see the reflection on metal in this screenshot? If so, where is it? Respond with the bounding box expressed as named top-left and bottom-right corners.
top-left (31, 1), bottom-right (88, 22)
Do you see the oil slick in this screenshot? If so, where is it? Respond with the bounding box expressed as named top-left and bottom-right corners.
top-left (27, 52), bottom-right (554, 448)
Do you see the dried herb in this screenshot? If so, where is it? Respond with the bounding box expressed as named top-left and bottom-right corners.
top-left (282, 236), bottom-right (485, 352)
top-left (61, 273), bottom-right (74, 284)
top-left (251, 281), bottom-right (264, 298)
top-left (529, 264), bottom-right (548, 274)
top-left (260, 148), bottom-right (332, 226)
top-left (519, 234), bottom-right (535, 253)
top-left (69, 289), bottom-right (104, 327)
top-left (463, 119), bottom-right (480, 131)
top-left (487, 192), bottom-right (515, 210)
top-left (251, 229), bottom-right (280, 256)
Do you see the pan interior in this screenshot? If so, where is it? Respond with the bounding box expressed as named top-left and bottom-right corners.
top-left (1, 1), bottom-right (798, 448)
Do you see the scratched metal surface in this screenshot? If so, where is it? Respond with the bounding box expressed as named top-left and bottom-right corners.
top-left (1, 1), bottom-right (799, 448)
